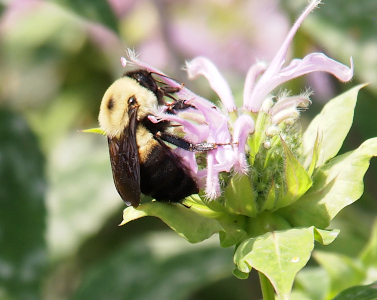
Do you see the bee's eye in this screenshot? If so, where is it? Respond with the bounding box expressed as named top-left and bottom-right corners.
top-left (128, 96), bottom-right (137, 106)
top-left (107, 98), bottom-right (114, 110)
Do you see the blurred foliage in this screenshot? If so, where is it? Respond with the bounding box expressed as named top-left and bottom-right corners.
top-left (74, 233), bottom-right (234, 300)
top-left (0, 110), bottom-right (47, 299)
top-left (56, 0), bottom-right (119, 33)
top-left (0, 0), bottom-right (376, 299)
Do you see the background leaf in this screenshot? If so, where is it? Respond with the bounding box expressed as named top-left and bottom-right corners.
top-left (55, 0), bottom-right (119, 33)
top-left (234, 227), bottom-right (317, 300)
top-left (280, 138), bottom-right (377, 228)
top-left (0, 110), bottom-right (47, 299)
top-left (46, 132), bottom-right (122, 260)
top-left (302, 85), bottom-right (364, 168)
top-left (293, 267), bottom-right (330, 300)
top-left (314, 250), bottom-right (366, 299)
top-left (74, 233), bottom-right (234, 300)
top-left (332, 282), bottom-right (377, 300)
top-left (359, 218), bottom-right (377, 268)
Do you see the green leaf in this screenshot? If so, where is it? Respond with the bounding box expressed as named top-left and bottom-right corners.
top-left (80, 127), bottom-right (106, 135)
top-left (248, 111), bottom-right (268, 164)
top-left (232, 268), bottom-right (249, 280)
top-left (360, 218), bottom-right (377, 268)
top-left (234, 227), bottom-right (317, 300)
top-left (279, 138), bottom-right (377, 228)
top-left (246, 211), bottom-right (292, 238)
top-left (0, 110), bottom-right (47, 299)
top-left (224, 175), bottom-right (257, 217)
top-left (74, 232), bottom-right (234, 300)
top-left (60, 0), bottom-right (119, 33)
top-left (307, 130), bottom-right (321, 177)
top-left (332, 282), bottom-right (377, 300)
top-left (262, 178), bottom-right (276, 211)
top-left (121, 202), bottom-right (224, 244)
top-left (185, 195), bottom-right (248, 248)
top-left (314, 251), bottom-right (366, 299)
top-left (294, 267), bottom-right (330, 300)
top-left (313, 228), bottom-right (340, 245)
top-left (302, 85), bottom-right (365, 169)
top-left (46, 132), bottom-right (122, 260)
top-left (183, 195), bottom-right (226, 218)
top-left (217, 214), bottom-right (247, 248)
top-left (275, 140), bottom-right (312, 210)
top-left (289, 291), bottom-right (313, 300)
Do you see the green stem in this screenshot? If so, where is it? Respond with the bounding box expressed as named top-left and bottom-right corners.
top-left (259, 271), bottom-right (275, 300)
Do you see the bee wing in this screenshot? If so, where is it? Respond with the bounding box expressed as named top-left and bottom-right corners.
top-left (108, 109), bottom-right (141, 207)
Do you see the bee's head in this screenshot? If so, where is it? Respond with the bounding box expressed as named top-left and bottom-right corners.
top-left (98, 77), bottom-right (158, 138)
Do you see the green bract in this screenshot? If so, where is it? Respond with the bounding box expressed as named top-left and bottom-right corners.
top-left (120, 84), bottom-right (376, 299)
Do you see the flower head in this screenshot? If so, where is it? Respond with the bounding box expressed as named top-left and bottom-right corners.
top-left (111, 1), bottom-right (376, 298)
top-left (121, 0), bottom-right (353, 205)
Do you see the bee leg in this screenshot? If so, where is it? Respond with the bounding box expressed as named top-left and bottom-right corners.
top-left (182, 202), bottom-right (192, 209)
top-left (160, 85), bottom-right (182, 94)
top-left (156, 132), bottom-right (217, 152)
top-left (166, 99), bottom-right (195, 113)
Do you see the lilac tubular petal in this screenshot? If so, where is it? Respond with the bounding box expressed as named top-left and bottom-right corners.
top-left (269, 95), bottom-right (311, 116)
top-left (148, 114), bottom-right (208, 143)
top-left (174, 148), bottom-right (198, 173)
top-left (244, 0), bottom-right (322, 112)
top-left (196, 170), bottom-right (208, 187)
top-left (247, 54), bottom-right (353, 112)
top-left (205, 153), bottom-right (221, 200)
top-left (176, 111), bottom-right (206, 125)
top-left (234, 155), bottom-right (249, 174)
top-left (233, 115), bottom-right (255, 173)
top-left (214, 146), bottom-right (236, 173)
top-left (271, 107), bottom-right (299, 125)
top-left (177, 88), bottom-right (215, 112)
top-left (280, 54), bottom-right (354, 82)
top-left (121, 57), bottom-right (127, 67)
top-left (233, 115), bottom-right (255, 147)
top-left (186, 57), bottom-right (236, 112)
top-left (187, 97), bottom-right (231, 144)
top-left (265, 0), bottom-right (321, 78)
top-left (243, 61), bottom-right (267, 105)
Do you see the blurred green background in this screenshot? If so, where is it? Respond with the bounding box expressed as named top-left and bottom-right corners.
top-left (0, 0), bottom-right (376, 299)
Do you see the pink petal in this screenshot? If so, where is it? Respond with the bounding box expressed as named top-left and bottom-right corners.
top-left (263, 0), bottom-right (322, 80)
top-left (280, 53), bottom-right (354, 83)
top-left (186, 57), bottom-right (236, 112)
top-left (248, 54), bottom-right (353, 112)
top-left (148, 114), bottom-right (208, 143)
top-left (243, 61), bottom-right (267, 104)
top-left (214, 146), bottom-right (237, 173)
top-left (186, 97), bottom-right (231, 144)
top-left (243, 0), bottom-right (327, 112)
top-left (233, 115), bottom-right (255, 148)
top-left (204, 153), bottom-right (221, 200)
top-left (121, 56), bottom-right (127, 67)
top-left (233, 115), bottom-right (255, 173)
top-left (173, 148), bottom-right (198, 174)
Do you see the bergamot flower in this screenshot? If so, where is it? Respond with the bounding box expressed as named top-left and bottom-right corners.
top-left (88, 1), bottom-right (377, 299)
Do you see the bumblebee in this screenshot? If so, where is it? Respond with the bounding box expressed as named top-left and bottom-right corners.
top-left (99, 70), bottom-right (214, 207)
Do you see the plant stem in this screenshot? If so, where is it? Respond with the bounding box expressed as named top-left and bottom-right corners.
top-left (259, 271), bottom-right (275, 300)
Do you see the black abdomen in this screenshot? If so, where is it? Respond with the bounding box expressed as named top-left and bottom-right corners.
top-left (140, 141), bottom-right (199, 202)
